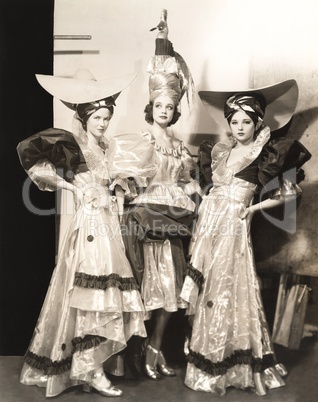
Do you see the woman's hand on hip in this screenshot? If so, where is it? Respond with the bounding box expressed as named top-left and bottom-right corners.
top-left (240, 206), bottom-right (254, 220)
top-left (72, 187), bottom-right (85, 208)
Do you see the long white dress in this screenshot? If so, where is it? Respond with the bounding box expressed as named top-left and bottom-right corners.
top-left (17, 128), bottom-right (147, 397)
top-left (180, 129), bottom-right (310, 395)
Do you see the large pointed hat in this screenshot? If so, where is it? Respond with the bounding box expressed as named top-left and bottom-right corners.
top-left (36, 69), bottom-right (136, 109)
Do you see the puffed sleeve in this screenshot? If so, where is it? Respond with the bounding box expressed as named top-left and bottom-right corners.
top-left (258, 137), bottom-right (311, 198)
top-left (179, 145), bottom-right (197, 180)
top-left (196, 140), bottom-right (216, 194)
top-left (108, 132), bottom-right (159, 191)
top-left (17, 128), bottom-right (85, 191)
top-left (179, 145), bottom-right (204, 197)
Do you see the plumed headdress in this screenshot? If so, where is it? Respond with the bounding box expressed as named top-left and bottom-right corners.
top-left (147, 9), bottom-right (195, 110)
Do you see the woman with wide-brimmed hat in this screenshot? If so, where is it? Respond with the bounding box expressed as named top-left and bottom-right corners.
top-left (180, 80), bottom-right (311, 395)
top-left (17, 69), bottom-right (147, 397)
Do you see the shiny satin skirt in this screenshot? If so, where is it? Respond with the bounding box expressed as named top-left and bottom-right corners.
top-left (181, 180), bottom-right (287, 395)
top-left (141, 239), bottom-right (188, 314)
top-left (20, 203), bottom-right (146, 397)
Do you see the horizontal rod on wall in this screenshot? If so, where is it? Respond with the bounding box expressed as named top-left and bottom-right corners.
top-left (54, 35), bottom-right (92, 40)
top-left (54, 50), bottom-right (100, 55)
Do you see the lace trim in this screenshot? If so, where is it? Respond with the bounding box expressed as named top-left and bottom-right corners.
top-left (81, 146), bottom-right (109, 180)
top-left (186, 263), bottom-right (204, 291)
top-left (141, 131), bottom-right (184, 158)
top-left (187, 347), bottom-right (276, 375)
top-left (24, 335), bottom-right (107, 375)
top-left (74, 272), bottom-right (140, 291)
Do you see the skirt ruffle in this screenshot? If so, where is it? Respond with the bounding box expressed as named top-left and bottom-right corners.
top-left (20, 205), bottom-right (147, 397)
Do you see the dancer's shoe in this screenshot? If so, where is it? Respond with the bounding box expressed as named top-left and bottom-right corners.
top-left (157, 351), bottom-right (176, 376)
top-left (83, 370), bottom-right (123, 397)
top-left (144, 343), bottom-right (161, 380)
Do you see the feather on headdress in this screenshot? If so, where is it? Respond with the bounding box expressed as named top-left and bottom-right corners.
top-left (147, 9), bottom-right (195, 110)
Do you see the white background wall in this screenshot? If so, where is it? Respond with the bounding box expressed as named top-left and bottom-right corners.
top-left (53, 0), bottom-right (260, 149)
top-left (53, 0), bottom-right (318, 265)
top-left (53, 0), bottom-right (318, 150)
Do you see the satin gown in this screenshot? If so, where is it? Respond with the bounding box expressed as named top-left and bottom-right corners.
top-left (109, 131), bottom-right (198, 314)
top-left (17, 129), bottom-right (147, 397)
top-left (180, 128), bottom-right (309, 396)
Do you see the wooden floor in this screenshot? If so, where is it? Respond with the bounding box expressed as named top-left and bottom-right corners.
top-left (1, 335), bottom-right (318, 402)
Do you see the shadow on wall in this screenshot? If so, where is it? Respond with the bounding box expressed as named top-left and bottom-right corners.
top-left (273, 107), bottom-right (318, 140)
top-left (252, 196), bottom-right (301, 266)
top-left (253, 105), bottom-right (318, 277)
top-left (188, 133), bottom-right (220, 154)
top-left (115, 58), bottom-right (147, 134)
top-left (253, 181), bottom-right (318, 277)
top-left (292, 107), bottom-right (318, 139)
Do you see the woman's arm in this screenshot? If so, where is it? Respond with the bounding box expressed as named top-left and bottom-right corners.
top-left (115, 184), bottom-right (125, 222)
top-left (30, 166), bottom-right (84, 208)
top-left (183, 178), bottom-right (205, 198)
top-left (37, 174), bottom-right (75, 192)
top-left (241, 195), bottom-right (292, 220)
top-left (17, 129), bottom-right (86, 206)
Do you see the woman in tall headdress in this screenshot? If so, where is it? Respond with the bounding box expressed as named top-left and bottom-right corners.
top-left (17, 69), bottom-right (147, 397)
top-left (180, 81), bottom-right (311, 395)
top-left (108, 10), bottom-right (200, 380)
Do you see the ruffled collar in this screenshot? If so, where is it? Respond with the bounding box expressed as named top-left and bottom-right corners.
top-left (214, 127), bottom-right (271, 174)
top-left (141, 131), bottom-right (184, 158)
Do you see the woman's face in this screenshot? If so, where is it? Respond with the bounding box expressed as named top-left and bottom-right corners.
top-left (86, 108), bottom-right (112, 139)
top-left (229, 110), bottom-right (256, 145)
top-left (152, 96), bottom-right (175, 126)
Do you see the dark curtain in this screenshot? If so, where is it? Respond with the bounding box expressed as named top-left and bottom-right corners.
top-left (0, 0), bottom-right (55, 355)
